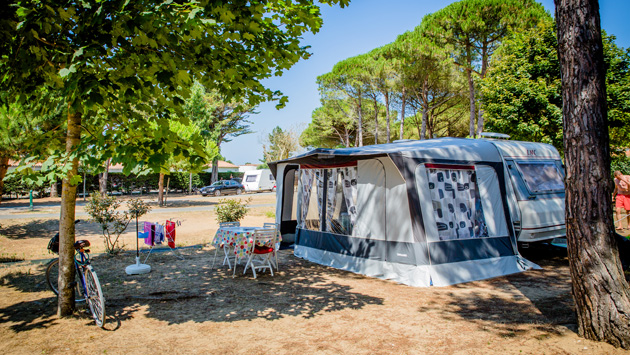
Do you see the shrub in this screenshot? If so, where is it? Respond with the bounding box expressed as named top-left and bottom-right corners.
top-left (85, 194), bottom-right (151, 254)
top-left (215, 198), bottom-right (251, 223)
top-left (611, 150), bottom-right (630, 175)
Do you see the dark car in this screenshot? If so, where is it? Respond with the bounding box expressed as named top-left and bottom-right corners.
top-left (200, 180), bottom-right (244, 196)
top-left (230, 177), bottom-right (242, 184)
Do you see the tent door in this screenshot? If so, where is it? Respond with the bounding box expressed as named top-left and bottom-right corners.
top-left (280, 165), bottom-right (299, 242)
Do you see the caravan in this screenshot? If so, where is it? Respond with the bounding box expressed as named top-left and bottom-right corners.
top-left (269, 138), bottom-right (563, 287)
top-left (242, 169), bottom-right (276, 193)
top-left (491, 140), bottom-right (566, 244)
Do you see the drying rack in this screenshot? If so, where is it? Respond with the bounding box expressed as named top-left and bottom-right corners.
top-left (141, 219), bottom-right (185, 263)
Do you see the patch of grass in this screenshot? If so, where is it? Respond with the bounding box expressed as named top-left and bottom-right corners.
top-left (265, 211), bottom-right (275, 219)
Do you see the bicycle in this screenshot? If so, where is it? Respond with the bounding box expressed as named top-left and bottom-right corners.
top-left (45, 220), bottom-right (106, 328)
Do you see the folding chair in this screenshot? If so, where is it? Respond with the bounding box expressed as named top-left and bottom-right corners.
top-left (243, 228), bottom-right (277, 279)
top-left (212, 221), bottom-right (241, 269)
top-left (263, 222), bottom-right (280, 270)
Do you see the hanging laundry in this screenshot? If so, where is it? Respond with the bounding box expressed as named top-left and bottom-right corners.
top-left (144, 222), bottom-right (154, 246)
top-left (154, 223), bottom-right (165, 244)
top-left (165, 220), bottom-right (176, 248)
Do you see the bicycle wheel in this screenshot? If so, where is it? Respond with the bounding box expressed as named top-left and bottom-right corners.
top-left (82, 265), bottom-right (106, 328)
top-left (45, 259), bottom-right (85, 302)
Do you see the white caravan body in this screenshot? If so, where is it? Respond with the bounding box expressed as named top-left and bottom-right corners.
top-left (242, 169), bottom-right (276, 192)
top-left (489, 140), bottom-right (566, 243)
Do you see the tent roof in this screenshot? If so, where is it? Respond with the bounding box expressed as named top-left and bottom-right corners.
top-left (270, 137), bottom-right (509, 175)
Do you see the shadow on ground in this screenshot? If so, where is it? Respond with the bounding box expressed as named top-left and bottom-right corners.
top-left (0, 244), bottom-right (579, 333)
top-left (0, 219), bottom-right (98, 240)
top-left (416, 243), bottom-right (576, 339)
top-left (103, 251), bottom-right (384, 325)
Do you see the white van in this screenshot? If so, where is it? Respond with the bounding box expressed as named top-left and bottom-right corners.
top-left (489, 140), bottom-right (566, 244)
top-left (242, 169), bottom-right (276, 193)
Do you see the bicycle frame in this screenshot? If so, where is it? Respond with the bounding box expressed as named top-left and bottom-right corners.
top-left (73, 250), bottom-right (90, 298)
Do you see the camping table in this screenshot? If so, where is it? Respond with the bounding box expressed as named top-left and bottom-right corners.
top-left (212, 226), bottom-right (282, 260)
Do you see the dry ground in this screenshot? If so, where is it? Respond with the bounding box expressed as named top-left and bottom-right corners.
top-left (0, 194), bottom-right (628, 354)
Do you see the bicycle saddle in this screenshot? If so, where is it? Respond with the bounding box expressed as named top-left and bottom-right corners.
top-left (74, 240), bottom-right (91, 250)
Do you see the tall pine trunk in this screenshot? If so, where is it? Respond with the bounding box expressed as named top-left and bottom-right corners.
top-left (58, 110), bottom-right (81, 317)
top-left (556, 0), bottom-right (630, 348)
top-left (384, 92), bottom-right (391, 143)
top-left (357, 91), bottom-right (363, 147)
top-left (0, 155), bottom-right (9, 204)
top-left (466, 67), bottom-right (475, 138)
top-left (399, 88), bottom-right (406, 140)
top-left (373, 98), bottom-right (379, 144)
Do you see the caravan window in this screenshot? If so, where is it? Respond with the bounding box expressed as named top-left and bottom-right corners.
top-left (245, 175), bottom-right (257, 182)
top-left (426, 166), bottom-right (489, 241)
top-left (516, 161), bottom-right (564, 193)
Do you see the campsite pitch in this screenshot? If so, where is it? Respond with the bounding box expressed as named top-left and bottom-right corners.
top-left (0, 194), bottom-right (627, 354)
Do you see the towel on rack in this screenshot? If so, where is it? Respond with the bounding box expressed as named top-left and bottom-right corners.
top-left (166, 220), bottom-right (176, 248)
top-left (144, 222), bottom-right (154, 246)
top-left (154, 223), bottom-right (165, 244)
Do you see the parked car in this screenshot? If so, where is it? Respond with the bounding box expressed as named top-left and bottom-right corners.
top-left (200, 180), bottom-right (244, 196)
top-left (230, 177), bottom-right (242, 184)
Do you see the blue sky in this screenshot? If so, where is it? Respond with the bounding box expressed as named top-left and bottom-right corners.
top-left (222, 0), bottom-right (630, 165)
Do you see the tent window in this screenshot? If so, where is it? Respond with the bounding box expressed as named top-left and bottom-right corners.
top-left (515, 161), bottom-right (564, 193)
top-left (426, 167), bottom-right (489, 241)
top-left (297, 166), bottom-right (357, 235)
top-left (326, 167), bottom-right (357, 235)
top-left (299, 169), bottom-right (320, 231)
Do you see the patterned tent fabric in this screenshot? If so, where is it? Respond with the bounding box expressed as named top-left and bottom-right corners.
top-left (427, 167), bottom-right (488, 241)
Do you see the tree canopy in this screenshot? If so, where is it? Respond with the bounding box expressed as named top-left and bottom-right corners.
top-left (482, 20), bottom-right (630, 152)
top-left (0, 0), bottom-right (349, 316)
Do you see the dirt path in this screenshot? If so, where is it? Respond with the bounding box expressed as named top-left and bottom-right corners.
top-left (0, 194), bottom-right (627, 354)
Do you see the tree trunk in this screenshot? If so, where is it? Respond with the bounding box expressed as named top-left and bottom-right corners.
top-left (158, 172), bottom-right (165, 207)
top-left (188, 172), bottom-right (193, 195)
top-left (385, 92), bottom-right (391, 143)
top-left (211, 158), bottom-right (219, 183)
top-left (98, 158), bottom-right (110, 197)
top-left (477, 41), bottom-right (489, 137)
top-left (556, 0), bottom-right (630, 348)
top-left (0, 155), bottom-right (9, 204)
top-left (420, 108), bottom-right (428, 140)
top-left (373, 98), bottom-right (379, 144)
top-left (165, 176), bottom-right (170, 205)
top-left (476, 103), bottom-right (484, 138)
top-left (420, 80), bottom-right (429, 140)
top-left (357, 91), bottom-right (363, 147)
top-left (466, 67), bottom-right (476, 138)
top-left (58, 110), bottom-right (81, 317)
top-left (50, 180), bottom-right (58, 198)
top-left (399, 88), bottom-right (406, 140)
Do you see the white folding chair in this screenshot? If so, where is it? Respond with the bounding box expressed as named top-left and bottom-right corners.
top-left (212, 221), bottom-right (241, 269)
top-left (263, 222), bottom-right (280, 270)
top-left (243, 228), bottom-right (276, 279)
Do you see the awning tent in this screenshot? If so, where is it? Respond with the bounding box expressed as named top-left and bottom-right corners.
top-left (270, 138), bottom-right (539, 287)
